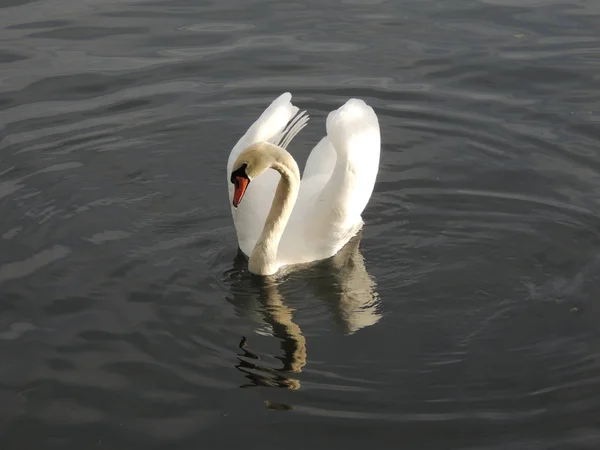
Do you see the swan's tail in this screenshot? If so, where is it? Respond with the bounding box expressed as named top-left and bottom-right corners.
top-left (270, 109), bottom-right (309, 150)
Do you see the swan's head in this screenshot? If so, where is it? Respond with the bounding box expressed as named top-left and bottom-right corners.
top-left (230, 143), bottom-right (273, 208)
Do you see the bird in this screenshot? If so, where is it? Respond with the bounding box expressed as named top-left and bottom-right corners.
top-left (227, 92), bottom-right (380, 276)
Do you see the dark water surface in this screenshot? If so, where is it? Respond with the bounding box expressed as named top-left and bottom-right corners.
top-left (2, 0), bottom-right (600, 448)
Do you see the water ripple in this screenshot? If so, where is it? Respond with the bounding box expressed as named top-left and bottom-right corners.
top-left (2, 0), bottom-right (600, 447)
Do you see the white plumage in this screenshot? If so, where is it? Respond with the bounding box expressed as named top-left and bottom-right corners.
top-left (227, 92), bottom-right (380, 274)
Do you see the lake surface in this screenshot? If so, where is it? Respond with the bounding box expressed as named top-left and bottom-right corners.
top-left (2, 0), bottom-right (600, 448)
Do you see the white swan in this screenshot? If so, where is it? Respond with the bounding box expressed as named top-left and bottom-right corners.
top-left (227, 92), bottom-right (380, 275)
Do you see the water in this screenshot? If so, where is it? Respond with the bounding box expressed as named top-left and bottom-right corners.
top-left (1, 0), bottom-right (600, 448)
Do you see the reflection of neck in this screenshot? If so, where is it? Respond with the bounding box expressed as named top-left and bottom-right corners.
top-left (249, 144), bottom-right (300, 276)
top-left (262, 282), bottom-right (307, 374)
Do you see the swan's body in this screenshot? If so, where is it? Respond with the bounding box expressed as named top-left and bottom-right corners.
top-left (227, 93), bottom-right (380, 275)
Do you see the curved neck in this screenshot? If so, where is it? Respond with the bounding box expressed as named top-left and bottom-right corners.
top-left (249, 143), bottom-right (300, 275)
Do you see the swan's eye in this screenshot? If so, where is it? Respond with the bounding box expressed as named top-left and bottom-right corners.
top-left (231, 163), bottom-right (248, 184)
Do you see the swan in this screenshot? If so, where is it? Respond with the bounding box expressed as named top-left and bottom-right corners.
top-left (227, 92), bottom-right (380, 276)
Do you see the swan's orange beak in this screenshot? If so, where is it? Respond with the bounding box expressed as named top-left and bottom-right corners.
top-left (233, 176), bottom-right (249, 208)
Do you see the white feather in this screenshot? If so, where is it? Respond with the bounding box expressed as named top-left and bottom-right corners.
top-left (226, 93), bottom-right (381, 269)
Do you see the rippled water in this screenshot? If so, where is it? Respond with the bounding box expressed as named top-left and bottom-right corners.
top-left (2, 0), bottom-right (600, 448)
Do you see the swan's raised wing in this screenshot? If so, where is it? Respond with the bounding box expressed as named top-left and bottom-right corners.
top-left (227, 92), bottom-right (308, 178)
top-left (293, 98), bottom-right (380, 257)
top-left (302, 136), bottom-right (336, 181)
top-left (280, 98), bottom-right (380, 264)
top-left (324, 98), bottom-right (380, 224)
top-left (227, 93), bottom-right (309, 256)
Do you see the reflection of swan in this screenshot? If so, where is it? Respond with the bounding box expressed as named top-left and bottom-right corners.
top-left (227, 92), bottom-right (381, 275)
top-left (234, 281), bottom-right (306, 391)
top-left (226, 232), bottom-right (381, 390)
top-left (304, 231), bottom-right (381, 335)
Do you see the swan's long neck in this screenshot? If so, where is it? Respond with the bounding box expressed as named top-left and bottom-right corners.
top-left (249, 145), bottom-right (300, 276)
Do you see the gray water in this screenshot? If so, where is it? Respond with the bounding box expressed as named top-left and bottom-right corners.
top-left (2, 0), bottom-right (600, 448)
